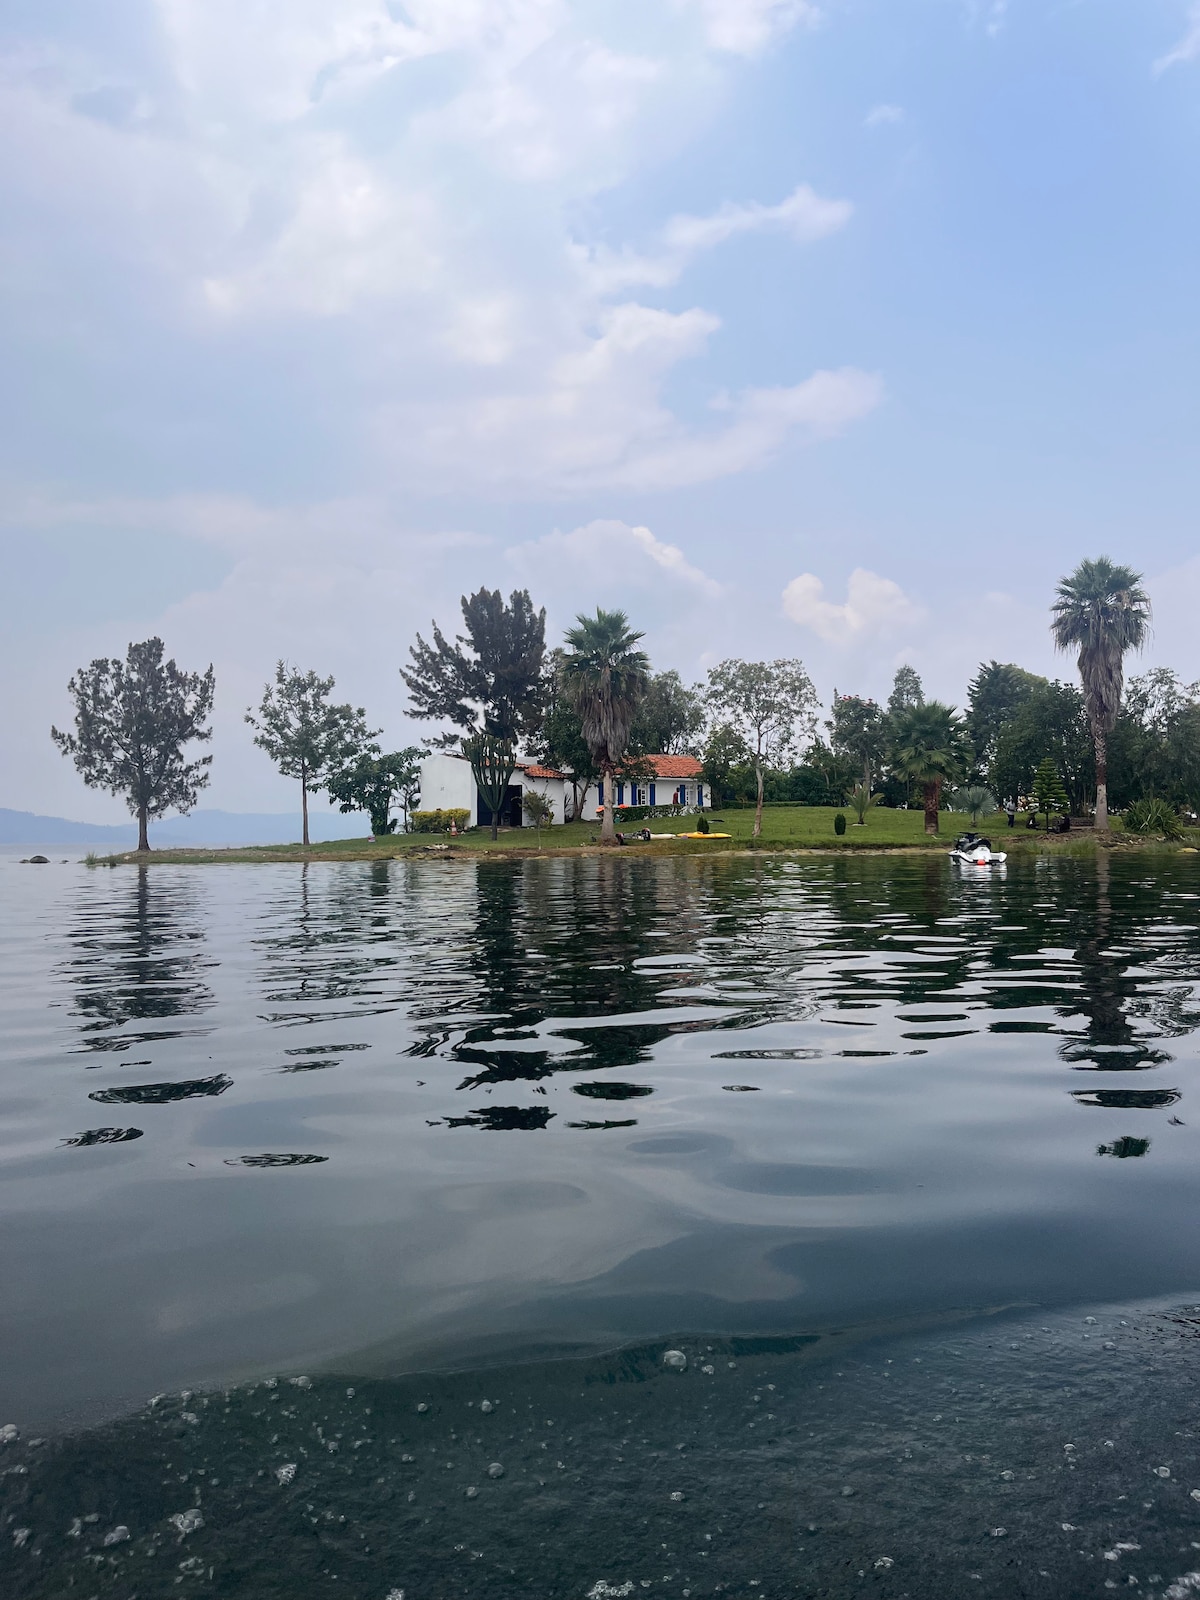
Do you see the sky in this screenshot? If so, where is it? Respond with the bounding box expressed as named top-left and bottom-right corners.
top-left (2, 0), bottom-right (1199, 821)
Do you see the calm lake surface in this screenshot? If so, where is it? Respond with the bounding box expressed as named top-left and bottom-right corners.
top-left (3, 851), bottom-right (1200, 1598)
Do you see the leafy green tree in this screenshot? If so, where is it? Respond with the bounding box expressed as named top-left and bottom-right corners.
top-left (705, 658), bottom-right (818, 838)
top-left (967, 661), bottom-right (1047, 782)
top-left (1031, 758), bottom-right (1070, 829)
top-left (561, 609), bottom-right (651, 846)
top-left (1108, 669), bottom-right (1200, 809)
top-left (802, 739), bottom-right (856, 806)
top-left (991, 680), bottom-right (1093, 813)
top-left (630, 670), bottom-right (706, 756)
top-left (887, 665), bottom-right (924, 719)
top-left (326, 746), bottom-right (425, 836)
top-left (401, 587), bottom-right (546, 745)
top-left (1051, 556), bottom-right (1151, 830)
top-left (463, 732), bottom-right (517, 841)
top-left (889, 701), bottom-right (970, 834)
top-left (827, 693), bottom-right (887, 792)
top-left (52, 638), bottom-right (215, 853)
top-left (534, 649), bottom-right (602, 820)
top-left (522, 788), bottom-right (554, 839)
top-left (246, 664), bottom-right (375, 846)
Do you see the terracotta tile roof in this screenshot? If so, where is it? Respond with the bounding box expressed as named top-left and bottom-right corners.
top-left (519, 763), bottom-right (565, 780)
top-left (638, 755), bottom-right (703, 779)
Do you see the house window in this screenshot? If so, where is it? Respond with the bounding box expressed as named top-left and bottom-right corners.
top-left (649, 783), bottom-right (656, 806)
top-left (617, 783), bottom-right (625, 805)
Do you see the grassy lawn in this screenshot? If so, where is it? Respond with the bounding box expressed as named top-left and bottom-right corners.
top-left (87, 806), bottom-right (1167, 864)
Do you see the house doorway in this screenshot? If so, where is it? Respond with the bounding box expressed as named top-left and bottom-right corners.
top-left (477, 785), bottom-right (524, 829)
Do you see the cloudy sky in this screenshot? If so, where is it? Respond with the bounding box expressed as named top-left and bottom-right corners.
top-left (3, 0), bottom-right (1199, 819)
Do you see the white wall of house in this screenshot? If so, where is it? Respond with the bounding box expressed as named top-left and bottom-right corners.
top-left (577, 776), bottom-right (707, 820)
top-left (417, 752), bottom-right (567, 827)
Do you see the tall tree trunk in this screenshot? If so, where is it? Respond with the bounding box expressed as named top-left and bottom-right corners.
top-left (491, 804), bottom-right (499, 843)
top-left (753, 762), bottom-right (765, 839)
top-left (301, 764), bottom-right (310, 847)
top-left (137, 803), bottom-right (149, 853)
top-left (599, 765), bottom-right (616, 845)
top-left (1093, 725), bottom-right (1109, 832)
top-left (923, 780), bottom-right (939, 834)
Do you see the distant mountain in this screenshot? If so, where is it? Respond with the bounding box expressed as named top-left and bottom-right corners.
top-left (0, 807), bottom-right (368, 847)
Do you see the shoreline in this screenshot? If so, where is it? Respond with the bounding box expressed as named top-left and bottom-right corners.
top-left (70, 834), bottom-right (1197, 866)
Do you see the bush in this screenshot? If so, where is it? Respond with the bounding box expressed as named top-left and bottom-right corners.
top-left (607, 803), bottom-right (683, 822)
top-left (1122, 797), bottom-right (1184, 840)
top-left (410, 808), bottom-right (470, 834)
top-left (833, 812), bottom-right (847, 836)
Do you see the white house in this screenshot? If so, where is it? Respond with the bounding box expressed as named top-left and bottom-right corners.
top-left (419, 751), bottom-right (709, 828)
top-left (418, 752), bottom-right (569, 829)
top-left (578, 755), bottom-right (708, 819)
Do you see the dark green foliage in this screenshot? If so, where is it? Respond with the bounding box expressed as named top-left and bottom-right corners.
top-left (1051, 556), bottom-right (1151, 828)
top-left (1031, 758), bottom-right (1070, 827)
top-left (535, 649), bottom-right (602, 820)
top-left (463, 732), bottom-right (517, 841)
top-left (886, 665), bottom-right (924, 719)
top-left (326, 746), bottom-right (425, 835)
top-left (51, 637), bottom-right (215, 852)
top-left (245, 663), bottom-right (375, 847)
top-left (630, 670), bottom-right (706, 757)
top-left (1122, 796), bottom-right (1184, 840)
top-left (696, 814), bottom-right (710, 834)
top-left (833, 812), bottom-right (847, 836)
top-left (967, 661), bottom-right (1046, 778)
top-left (888, 701), bottom-right (970, 834)
top-left (401, 587), bottom-right (546, 744)
top-left (828, 694), bottom-right (887, 790)
top-left (991, 680), bottom-right (1093, 813)
top-left (1107, 669), bottom-right (1200, 809)
top-left (562, 610), bottom-right (651, 844)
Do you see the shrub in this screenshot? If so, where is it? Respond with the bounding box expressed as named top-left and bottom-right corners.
top-left (833, 812), bottom-right (847, 836)
top-left (1122, 796), bottom-right (1184, 840)
top-left (696, 815), bottom-right (709, 834)
top-left (410, 808), bottom-right (470, 834)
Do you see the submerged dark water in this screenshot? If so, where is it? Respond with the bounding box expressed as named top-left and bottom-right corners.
top-left (2, 851), bottom-right (1200, 1595)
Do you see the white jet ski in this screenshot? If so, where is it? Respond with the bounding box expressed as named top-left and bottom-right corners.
top-left (950, 831), bottom-right (1007, 867)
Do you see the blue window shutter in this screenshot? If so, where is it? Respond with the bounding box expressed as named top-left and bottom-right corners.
top-left (649, 783), bottom-right (656, 806)
top-left (598, 780), bottom-right (604, 805)
top-left (698, 784), bottom-right (704, 807)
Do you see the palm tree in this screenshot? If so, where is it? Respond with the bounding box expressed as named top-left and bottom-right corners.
top-left (1050, 558), bottom-right (1150, 831)
top-left (889, 701), bottom-right (969, 834)
top-left (561, 609), bottom-right (651, 846)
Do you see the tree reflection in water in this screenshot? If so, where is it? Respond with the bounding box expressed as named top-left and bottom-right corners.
top-left (64, 867), bottom-right (214, 1055)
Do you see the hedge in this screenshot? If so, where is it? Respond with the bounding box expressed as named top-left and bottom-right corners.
top-left (410, 808), bottom-right (471, 834)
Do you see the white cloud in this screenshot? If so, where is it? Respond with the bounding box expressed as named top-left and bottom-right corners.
top-left (1154, 4), bottom-right (1200, 73)
top-left (677, 0), bottom-right (821, 57)
top-left (507, 518), bottom-right (721, 595)
top-left (781, 567), bottom-right (924, 643)
top-left (387, 358), bottom-right (883, 494)
top-left (0, 0), bottom-right (874, 502)
top-left (865, 103), bottom-right (905, 128)
top-left (577, 182), bottom-right (852, 294)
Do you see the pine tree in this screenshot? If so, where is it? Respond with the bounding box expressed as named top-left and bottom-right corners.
top-left (1031, 757), bottom-right (1069, 829)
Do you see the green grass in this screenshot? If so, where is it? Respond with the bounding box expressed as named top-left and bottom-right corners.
top-left (96, 806), bottom-right (1142, 864)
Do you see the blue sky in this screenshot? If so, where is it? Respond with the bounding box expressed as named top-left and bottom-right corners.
top-left (2, 0), bottom-right (1198, 819)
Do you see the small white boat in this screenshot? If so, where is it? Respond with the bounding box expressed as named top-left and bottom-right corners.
top-left (950, 832), bottom-right (1007, 867)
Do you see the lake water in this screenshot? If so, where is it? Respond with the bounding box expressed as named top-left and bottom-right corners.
top-left (3, 851), bottom-right (1200, 1598)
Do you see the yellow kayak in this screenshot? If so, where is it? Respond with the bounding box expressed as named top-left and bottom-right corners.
top-left (679, 832), bottom-right (731, 839)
